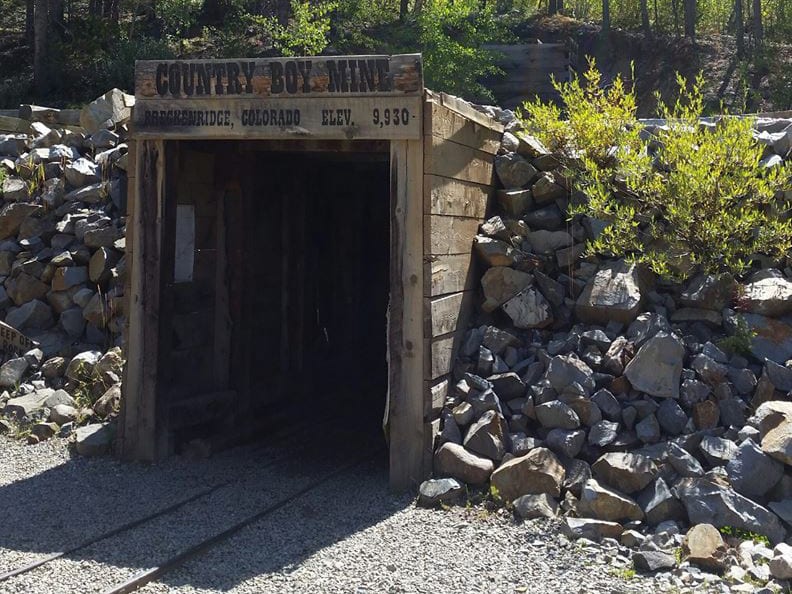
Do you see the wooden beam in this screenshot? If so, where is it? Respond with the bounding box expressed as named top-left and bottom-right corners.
top-left (423, 135), bottom-right (495, 185)
top-left (120, 139), bottom-right (166, 461)
top-left (424, 174), bottom-right (490, 218)
top-left (424, 291), bottom-right (476, 338)
top-left (423, 101), bottom-right (502, 154)
top-left (424, 253), bottom-right (479, 297)
top-left (424, 214), bottom-right (481, 256)
top-left (388, 137), bottom-right (427, 491)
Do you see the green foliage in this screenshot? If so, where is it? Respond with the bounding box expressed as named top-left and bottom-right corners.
top-left (718, 314), bottom-right (756, 355)
top-left (418, 0), bottom-right (509, 102)
top-left (159, 0), bottom-right (203, 38)
top-left (520, 61), bottom-right (792, 280)
top-left (256, 0), bottom-right (338, 57)
top-left (718, 525), bottom-right (771, 546)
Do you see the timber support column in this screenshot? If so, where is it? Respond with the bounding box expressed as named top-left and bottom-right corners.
top-left (119, 139), bottom-right (166, 461)
top-left (389, 137), bottom-right (427, 491)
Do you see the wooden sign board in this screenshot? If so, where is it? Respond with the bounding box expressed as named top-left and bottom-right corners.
top-left (0, 320), bottom-right (38, 354)
top-left (133, 54), bottom-right (423, 140)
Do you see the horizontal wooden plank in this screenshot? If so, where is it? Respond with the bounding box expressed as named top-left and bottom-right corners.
top-left (425, 290), bottom-right (476, 338)
top-left (425, 378), bottom-right (448, 420)
top-left (424, 253), bottom-right (478, 297)
top-left (424, 101), bottom-right (501, 154)
top-left (424, 174), bottom-right (491, 218)
top-left (132, 96), bottom-right (422, 140)
top-left (424, 214), bottom-right (481, 256)
top-left (426, 330), bottom-right (467, 380)
top-left (424, 136), bottom-right (495, 185)
top-left (135, 54), bottom-right (422, 99)
top-left (434, 92), bottom-right (504, 133)
top-left (0, 115), bottom-right (27, 133)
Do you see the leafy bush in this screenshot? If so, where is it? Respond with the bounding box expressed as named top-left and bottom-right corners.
top-left (256, 0), bottom-right (338, 56)
top-left (418, 0), bottom-right (509, 102)
top-left (520, 61), bottom-right (792, 280)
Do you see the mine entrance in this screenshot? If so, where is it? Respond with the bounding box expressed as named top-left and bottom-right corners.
top-left (160, 141), bottom-right (391, 452)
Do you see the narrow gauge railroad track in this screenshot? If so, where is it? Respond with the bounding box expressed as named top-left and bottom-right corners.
top-left (0, 422), bottom-right (376, 593)
top-left (100, 457), bottom-right (368, 594)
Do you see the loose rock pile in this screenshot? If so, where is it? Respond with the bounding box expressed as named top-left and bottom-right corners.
top-left (0, 89), bottom-right (132, 454)
top-left (424, 109), bottom-right (792, 589)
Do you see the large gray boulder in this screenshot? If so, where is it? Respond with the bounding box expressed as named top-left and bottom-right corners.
top-left (0, 202), bottom-right (43, 241)
top-left (75, 423), bottom-right (114, 456)
top-left (638, 477), bottom-right (685, 525)
top-left (563, 517), bottom-right (624, 541)
top-left (741, 313), bottom-right (792, 364)
top-left (676, 477), bottom-right (786, 544)
top-left (578, 478), bottom-right (643, 522)
top-left (417, 478), bottom-right (463, 507)
top-left (495, 152), bottom-right (537, 188)
top-left (623, 333), bottom-right (684, 399)
top-left (80, 88), bottom-right (134, 134)
top-left (463, 410), bottom-right (508, 461)
top-left (742, 275), bottom-right (792, 317)
top-left (434, 443), bottom-right (494, 485)
top-left (726, 438), bottom-right (784, 498)
top-left (502, 286), bottom-right (553, 329)
top-left (679, 273), bottom-right (735, 311)
top-left (546, 354), bottom-right (595, 394)
top-left (575, 260), bottom-right (643, 325)
top-left (535, 401), bottom-right (580, 430)
top-left (490, 447), bottom-right (565, 500)
top-left (513, 493), bottom-right (558, 520)
top-left (480, 267), bottom-right (533, 312)
top-left (592, 452), bottom-right (658, 494)
top-left (0, 357), bottom-right (30, 389)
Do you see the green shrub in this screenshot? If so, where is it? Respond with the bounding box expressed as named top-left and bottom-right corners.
top-left (256, 0), bottom-right (338, 57)
top-left (418, 0), bottom-right (509, 102)
top-left (520, 61), bottom-right (792, 280)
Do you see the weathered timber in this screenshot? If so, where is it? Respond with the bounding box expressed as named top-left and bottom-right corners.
top-left (424, 215), bottom-right (482, 255)
top-left (135, 55), bottom-right (422, 99)
top-left (425, 291), bottom-right (476, 338)
top-left (425, 378), bottom-right (448, 420)
top-left (389, 137), bottom-right (427, 490)
top-left (424, 174), bottom-right (490, 218)
top-left (424, 253), bottom-right (478, 297)
top-left (424, 100), bottom-right (502, 154)
top-left (424, 135), bottom-right (495, 185)
top-left (133, 96), bottom-right (423, 140)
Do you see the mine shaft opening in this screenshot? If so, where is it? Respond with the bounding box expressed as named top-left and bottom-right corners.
top-left (165, 140), bottom-right (392, 458)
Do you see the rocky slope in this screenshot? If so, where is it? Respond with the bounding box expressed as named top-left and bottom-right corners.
top-left (0, 89), bottom-right (131, 453)
top-left (422, 107), bottom-right (792, 588)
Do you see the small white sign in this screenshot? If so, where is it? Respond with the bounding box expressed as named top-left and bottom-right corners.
top-left (174, 204), bottom-right (195, 282)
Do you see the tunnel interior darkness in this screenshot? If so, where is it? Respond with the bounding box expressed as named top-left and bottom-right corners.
top-left (166, 143), bottom-right (391, 453)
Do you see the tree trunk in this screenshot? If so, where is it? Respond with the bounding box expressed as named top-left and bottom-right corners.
top-left (735, 0), bottom-right (745, 57)
top-left (549, 0), bottom-right (558, 14)
top-left (654, 0), bottom-right (660, 31)
top-left (671, 0), bottom-right (680, 36)
top-left (26, 0), bottom-right (35, 46)
top-left (33, 0), bottom-right (50, 97)
top-left (602, 0), bottom-right (611, 33)
top-left (640, 0), bottom-right (651, 35)
top-left (399, 0), bottom-right (409, 21)
top-left (684, 0), bottom-right (696, 42)
top-left (753, 0), bottom-right (763, 48)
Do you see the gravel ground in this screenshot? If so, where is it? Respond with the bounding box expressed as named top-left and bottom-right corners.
top-left (0, 435), bottom-right (672, 594)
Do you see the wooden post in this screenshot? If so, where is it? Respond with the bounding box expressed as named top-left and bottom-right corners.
top-left (120, 139), bottom-right (166, 461)
top-left (388, 138), bottom-right (427, 491)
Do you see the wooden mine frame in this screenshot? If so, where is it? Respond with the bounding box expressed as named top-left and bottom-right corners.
top-left (120, 54), bottom-right (503, 490)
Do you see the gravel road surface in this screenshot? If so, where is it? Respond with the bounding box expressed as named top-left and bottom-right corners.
top-left (0, 435), bottom-right (667, 594)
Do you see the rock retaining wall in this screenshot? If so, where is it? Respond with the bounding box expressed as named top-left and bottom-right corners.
top-left (424, 107), bottom-right (792, 584)
top-left (0, 90), bottom-right (132, 451)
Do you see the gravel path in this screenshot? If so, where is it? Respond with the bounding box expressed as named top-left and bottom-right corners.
top-left (0, 435), bottom-right (669, 594)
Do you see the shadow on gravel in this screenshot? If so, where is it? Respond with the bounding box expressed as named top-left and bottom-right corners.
top-left (0, 439), bottom-right (405, 590)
